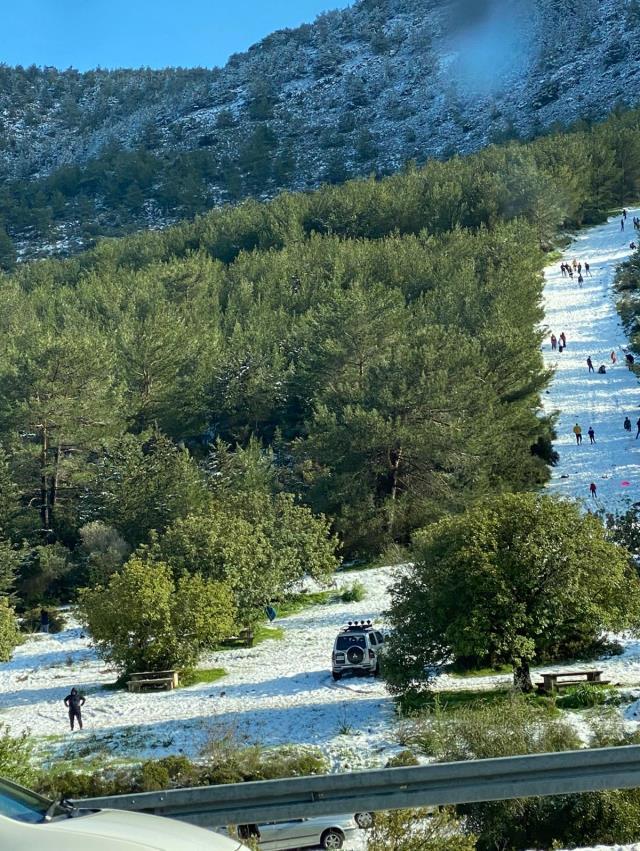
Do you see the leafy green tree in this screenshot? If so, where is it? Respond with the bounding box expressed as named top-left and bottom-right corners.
top-left (0, 726), bottom-right (34, 786)
top-left (79, 558), bottom-right (236, 674)
top-left (385, 494), bottom-right (640, 695)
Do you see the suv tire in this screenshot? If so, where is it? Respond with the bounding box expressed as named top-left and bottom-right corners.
top-left (346, 646), bottom-right (364, 665)
top-left (332, 671), bottom-right (342, 681)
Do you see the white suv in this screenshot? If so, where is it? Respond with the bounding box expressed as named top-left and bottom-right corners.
top-left (331, 621), bottom-right (384, 680)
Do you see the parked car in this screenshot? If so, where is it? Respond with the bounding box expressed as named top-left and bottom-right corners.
top-left (0, 776), bottom-right (247, 850)
top-left (237, 814), bottom-right (357, 849)
top-left (331, 620), bottom-right (385, 680)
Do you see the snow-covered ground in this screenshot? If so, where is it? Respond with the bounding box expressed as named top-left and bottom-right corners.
top-left (542, 209), bottom-right (640, 511)
top-left (0, 567), bottom-right (401, 770)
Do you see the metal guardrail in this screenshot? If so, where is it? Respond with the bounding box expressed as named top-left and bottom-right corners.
top-left (73, 746), bottom-right (640, 829)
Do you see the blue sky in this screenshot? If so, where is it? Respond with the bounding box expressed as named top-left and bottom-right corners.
top-left (0, 0), bottom-right (352, 71)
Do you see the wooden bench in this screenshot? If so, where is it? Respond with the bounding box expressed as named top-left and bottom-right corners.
top-left (221, 627), bottom-right (254, 648)
top-left (127, 670), bottom-right (179, 693)
top-left (536, 670), bottom-right (609, 694)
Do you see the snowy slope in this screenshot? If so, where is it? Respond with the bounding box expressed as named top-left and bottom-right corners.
top-left (542, 209), bottom-right (640, 512)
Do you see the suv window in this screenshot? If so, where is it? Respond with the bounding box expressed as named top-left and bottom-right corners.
top-left (375, 631), bottom-right (384, 644)
top-left (336, 635), bottom-right (366, 651)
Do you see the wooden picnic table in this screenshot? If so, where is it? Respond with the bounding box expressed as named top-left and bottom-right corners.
top-left (537, 669), bottom-right (608, 694)
top-left (127, 669), bottom-right (179, 692)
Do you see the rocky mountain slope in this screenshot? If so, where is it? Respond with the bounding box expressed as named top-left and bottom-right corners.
top-left (1, 0), bottom-right (640, 258)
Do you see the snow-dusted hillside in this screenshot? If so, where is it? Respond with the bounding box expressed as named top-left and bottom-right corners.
top-left (1, 0), bottom-right (639, 195)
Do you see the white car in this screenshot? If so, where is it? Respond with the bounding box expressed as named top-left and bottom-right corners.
top-left (236, 815), bottom-right (357, 849)
top-left (0, 776), bottom-right (247, 850)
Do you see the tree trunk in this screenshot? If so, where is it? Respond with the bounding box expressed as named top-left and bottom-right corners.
top-left (387, 447), bottom-right (402, 534)
top-left (49, 439), bottom-right (62, 521)
top-left (513, 659), bottom-right (533, 693)
top-left (39, 422), bottom-right (50, 533)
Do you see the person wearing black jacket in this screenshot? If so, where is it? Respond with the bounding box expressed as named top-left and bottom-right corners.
top-left (64, 688), bottom-right (86, 731)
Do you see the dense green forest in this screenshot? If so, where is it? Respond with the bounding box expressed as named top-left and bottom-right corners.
top-left (1, 106), bottom-right (640, 629)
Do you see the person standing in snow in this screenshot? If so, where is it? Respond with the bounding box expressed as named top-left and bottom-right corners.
top-left (587, 356), bottom-right (594, 373)
top-left (64, 688), bottom-right (86, 731)
top-left (572, 259), bottom-right (578, 271)
top-left (624, 208), bottom-right (628, 220)
top-left (589, 482), bottom-right (597, 499)
top-left (560, 263), bottom-right (566, 277)
top-left (577, 262), bottom-right (582, 274)
top-left (551, 334), bottom-right (557, 351)
top-left (573, 423), bottom-right (583, 445)
top-left (621, 218), bottom-right (625, 231)
top-left (624, 416), bottom-right (632, 432)
top-left (585, 261), bottom-right (592, 276)
top-left (559, 332), bottom-right (567, 348)
top-left (636, 417), bottom-right (640, 439)
top-left (578, 273), bottom-right (584, 287)
top-left (611, 350), bottom-right (618, 365)
top-left (588, 427), bottom-right (596, 444)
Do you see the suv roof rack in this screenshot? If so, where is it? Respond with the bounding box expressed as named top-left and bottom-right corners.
top-left (341, 620), bottom-right (374, 632)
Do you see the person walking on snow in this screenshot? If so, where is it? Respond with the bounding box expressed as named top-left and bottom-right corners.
top-left (560, 263), bottom-right (566, 277)
top-left (585, 261), bottom-right (591, 276)
top-left (578, 273), bottom-right (584, 287)
top-left (572, 259), bottom-right (578, 271)
top-left (551, 334), bottom-right (557, 351)
top-left (624, 208), bottom-right (628, 220)
top-left (587, 356), bottom-right (594, 373)
top-left (64, 688), bottom-right (85, 731)
top-left (578, 262), bottom-right (582, 274)
top-left (588, 427), bottom-right (596, 444)
top-left (624, 416), bottom-right (632, 432)
top-left (589, 482), bottom-right (597, 499)
top-left (573, 423), bottom-right (583, 445)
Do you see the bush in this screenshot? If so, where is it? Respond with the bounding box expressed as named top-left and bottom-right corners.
top-left (341, 581), bottom-right (366, 603)
top-left (0, 726), bottom-right (34, 786)
top-left (79, 558), bottom-right (236, 675)
top-left (555, 683), bottom-right (622, 709)
top-left (403, 693), bottom-right (581, 762)
top-left (0, 597), bottom-right (21, 662)
top-left (365, 807), bottom-right (476, 851)
top-left (385, 749), bottom-right (419, 768)
top-left (200, 734), bottom-right (328, 784)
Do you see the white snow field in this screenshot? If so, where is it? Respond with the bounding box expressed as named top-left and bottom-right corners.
top-left (2, 212), bottom-right (640, 850)
top-left (542, 208), bottom-right (640, 512)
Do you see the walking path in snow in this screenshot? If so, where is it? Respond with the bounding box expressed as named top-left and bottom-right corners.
top-left (542, 209), bottom-right (640, 511)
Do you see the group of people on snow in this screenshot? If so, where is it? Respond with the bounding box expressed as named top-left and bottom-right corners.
top-left (550, 331), bottom-right (567, 352)
top-left (560, 259), bottom-right (591, 285)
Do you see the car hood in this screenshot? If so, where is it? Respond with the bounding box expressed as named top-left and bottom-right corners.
top-left (47, 808), bottom-right (245, 850)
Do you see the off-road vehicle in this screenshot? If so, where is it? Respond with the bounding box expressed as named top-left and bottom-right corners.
top-left (331, 620), bottom-right (384, 680)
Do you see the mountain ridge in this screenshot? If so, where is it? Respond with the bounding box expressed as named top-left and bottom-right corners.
top-left (1, 0), bottom-right (639, 260)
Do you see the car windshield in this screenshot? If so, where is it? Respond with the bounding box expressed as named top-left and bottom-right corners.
top-left (336, 635), bottom-right (366, 650)
top-left (0, 778), bottom-right (54, 824)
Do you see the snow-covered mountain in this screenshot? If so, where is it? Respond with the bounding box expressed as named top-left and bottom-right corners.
top-left (1, 0), bottom-right (639, 254)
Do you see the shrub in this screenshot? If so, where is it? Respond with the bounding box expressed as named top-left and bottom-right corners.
top-left (555, 683), bottom-right (622, 709)
top-left (79, 558), bottom-right (236, 675)
top-left (341, 580), bottom-right (366, 602)
top-left (0, 597), bottom-right (20, 661)
top-left (385, 749), bottom-right (419, 768)
top-left (0, 726), bottom-right (34, 786)
top-left (366, 807), bottom-right (476, 851)
top-left (404, 694), bottom-right (581, 762)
